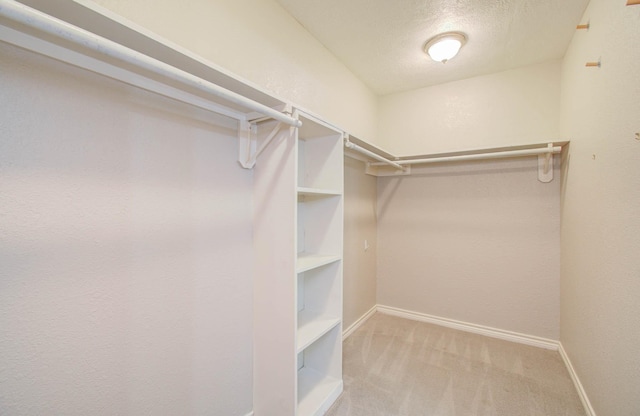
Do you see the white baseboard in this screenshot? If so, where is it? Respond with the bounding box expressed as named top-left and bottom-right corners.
top-left (243, 411), bottom-right (254, 416)
top-left (376, 304), bottom-right (559, 350)
top-left (343, 305), bottom-right (377, 340)
top-left (558, 343), bottom-right (596, 416)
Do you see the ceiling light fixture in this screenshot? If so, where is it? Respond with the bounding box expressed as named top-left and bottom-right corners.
top-left (423, 32), bottom-right (467, 63)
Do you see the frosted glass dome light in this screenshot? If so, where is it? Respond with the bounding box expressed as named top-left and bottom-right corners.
top-left (424, 32), bottom-right (467, 63)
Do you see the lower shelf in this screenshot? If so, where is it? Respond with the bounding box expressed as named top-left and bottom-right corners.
top-left (298, 367), bottom-right (343, 416)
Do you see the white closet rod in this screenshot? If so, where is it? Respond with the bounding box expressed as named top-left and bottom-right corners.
top-left (344, 140), bottom-right (404, 170)
top-left (371, 145), bottom-right (562, 166)
top-left (0, 0), bottom-right (301, 128)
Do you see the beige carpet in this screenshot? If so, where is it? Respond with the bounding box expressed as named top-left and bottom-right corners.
top-left (326, 313), bottom-right (585, 416)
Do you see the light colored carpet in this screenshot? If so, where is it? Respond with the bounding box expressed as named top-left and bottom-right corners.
top-left (326, 313), bottom-right (585, 416)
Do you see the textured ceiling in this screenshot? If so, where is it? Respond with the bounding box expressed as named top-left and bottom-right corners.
top-left (275, 0), bottom-right (590, 95)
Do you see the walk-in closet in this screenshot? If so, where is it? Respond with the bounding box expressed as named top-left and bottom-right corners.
top-left (1, 1), bottom-right (638, 416)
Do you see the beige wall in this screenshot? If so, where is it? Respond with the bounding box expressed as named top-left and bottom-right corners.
top-left (559, 0), bottom-right (640, 414)
top-left (90, 0), bottom-right (379, 143)
top-left (7, 1), bottom-right (639, 415)
top-left (375, 59), bottom-right (563, 341)
top-left (376, 158), bottom-right (561, 340)
top-left (343, 158), bottom-right (378, 330)
top-left (0, 43), bottom-right (254, 416)
top-left (377, 60), bottom-right (561, 155)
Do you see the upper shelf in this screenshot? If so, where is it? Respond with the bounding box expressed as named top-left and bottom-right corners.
top-left (1, 0), bottom-right (298, 127)
top-left (14, 0), bottom-right (285, 112)
top-left (345, 139), bottom-right (569, 181)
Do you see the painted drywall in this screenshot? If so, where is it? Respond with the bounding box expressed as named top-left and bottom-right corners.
top-left (343, 158), bottom-right (377, 330)
top-left (87, 0), bottom-right (379, 144)
top-left (376, 158), bottom-right (561, 340)
top-left (559, 0), bottom-right (640, 414)
top-left (377, 60), bottom-right (561, 155)
top-left (0, 43), bottom-right (253, 416)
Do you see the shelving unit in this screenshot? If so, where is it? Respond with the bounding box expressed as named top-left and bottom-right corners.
top-left (295, 112), bottom-right (344, 416)
top-left (254, 112), bottom-right (343, 415)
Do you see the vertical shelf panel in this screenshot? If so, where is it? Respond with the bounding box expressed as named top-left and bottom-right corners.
top-left (253, 120), bottom-right (298, 415)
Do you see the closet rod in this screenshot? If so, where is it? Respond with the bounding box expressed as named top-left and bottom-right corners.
top-left (345, 140), bottom-right (404, 170)
top-left (0, 0), bottom-right (301, 128)
top-left (371, 145), bottom-right (562, 166)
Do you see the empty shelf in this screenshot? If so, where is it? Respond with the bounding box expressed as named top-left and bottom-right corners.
top-left (297, 312), bottom-right (341, 353)
top-left (297, 367), bottom-right (343, 416)
top-left (297, 254), bottom-right (341, 273)
top-left (297, 187), bottom-right (342, 198)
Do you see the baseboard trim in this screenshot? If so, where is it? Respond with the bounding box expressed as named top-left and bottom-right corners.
top-left (558, 342), bottom-right (596, 416)
top-left (243, 412), bottom-right (254, 416)
top-left (343, 305), bottom-right (377, 340)
top-left (376, 305), bottom-right (559, 350)
top-left (341, 305), bottom-right (594, 414)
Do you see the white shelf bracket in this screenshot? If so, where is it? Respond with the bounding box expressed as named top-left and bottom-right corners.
top-left (538, 143), bottom-right (554, 183)
top-left (238, 120), bottom-right (257, 169)
top-left (238, 119), bottom-right (289, 169)
top-left (240, 104), bottom-right (296, 169)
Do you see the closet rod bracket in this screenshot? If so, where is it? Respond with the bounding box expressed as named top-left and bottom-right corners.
top-left (237, 120), bottom-right (256, 169)
top-left (537, 143), bottom-right (555, 183)
top-left (239, 104), bottom-right (293, 169)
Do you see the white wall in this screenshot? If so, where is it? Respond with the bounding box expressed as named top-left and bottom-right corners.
top-left (559, 0), bottom-right (640, 414)
top-left (377, 60), bottom-right (561, 155)
top-left (374, 59), bottom-right (563, 341)
top-left (343, 158), bottom-right (377, 329)
top-left (0, 43), bottom-right (253, 416)
top-left (89, 0), bottom-right (379, 143)
top-left (376, 158), bottom-right (561, 340)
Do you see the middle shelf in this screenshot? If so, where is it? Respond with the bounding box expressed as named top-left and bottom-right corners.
top-left (296, 259), bottom-right (342, 355)
top-left (298, 187), bottom-right (342, 199)
top-left (297, 254), bottom-right (341, 273)
top-left (297, 312), bottom-right (341, 353)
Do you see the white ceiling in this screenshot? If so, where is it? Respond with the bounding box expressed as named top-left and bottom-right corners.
top-left (275, 0), bottom-right (590, 95)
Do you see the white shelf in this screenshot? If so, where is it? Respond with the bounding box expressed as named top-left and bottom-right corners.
top-left (297, 254), bottom-right (341, 273)
top-left (297, 367), bottom-right (343, 416)
top-left (298, 187), bottom-right (342, 196)
top-left (297, 311), bottom-right (341, 353)
top-left (14, 0), bottom-right (286, 113)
